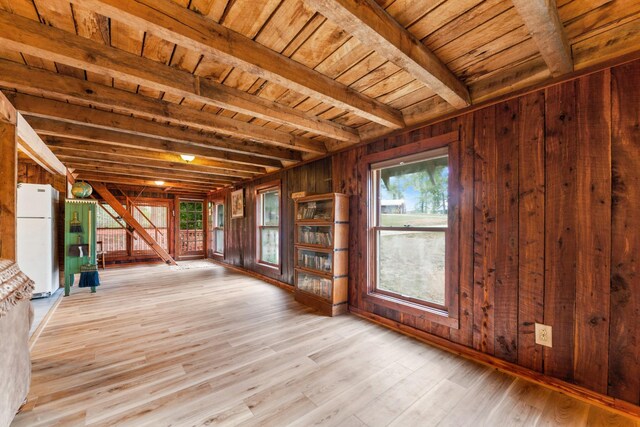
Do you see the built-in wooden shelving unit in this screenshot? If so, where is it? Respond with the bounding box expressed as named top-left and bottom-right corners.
top-left (294, 193), bottom-right (349, 316)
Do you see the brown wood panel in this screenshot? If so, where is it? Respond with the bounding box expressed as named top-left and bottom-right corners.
top-left (472, 105), bottom-right (496, 355)
top-left (449, 113), bottom-right (475, 347)
top-left (573, 70), bottom-right (611, 395)
top-left (216, 157), bottom-right (332, 285)
top-left (543, 80), bottom-right (577, 382)
top-left (493, 98), bottom-right (519, 363)
top-left (516, 90), bottom-right (545, 372)
top-left (609, 60), bottom-right (640, 405)
top-left (0, 119), bottom-right (17, 260)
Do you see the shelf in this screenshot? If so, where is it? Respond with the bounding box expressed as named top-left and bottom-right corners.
top-left (295, 266), bottom-right (334, 279)
top-left (294, 193), bottom-right (349, 316)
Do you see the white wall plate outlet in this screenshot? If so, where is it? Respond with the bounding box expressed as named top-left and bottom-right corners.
top-left (535, 323), bottom-right (552, 347)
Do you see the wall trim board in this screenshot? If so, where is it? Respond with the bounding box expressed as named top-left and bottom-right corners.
top-left (208, 258), bottom-right (294, 294)
top-left (348, 306), bottom-right (640, 420)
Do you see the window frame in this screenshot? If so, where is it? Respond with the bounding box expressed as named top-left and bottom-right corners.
top-left (255, 181), bottom-right (281, 270)
top-left (208, 199), bottom-right (225, 258)
top-left (178, 199), bottom-right (205, 257)
top-left (214, 202), bottom-right (225, 256)
top-left (371, 147), bottom-right (449, 311)
top-left (364, 131), bottom-right (461, 328)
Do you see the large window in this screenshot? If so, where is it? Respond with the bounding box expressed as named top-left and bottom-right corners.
top-left (96, 204), bottom-right (127, 255)
top-left (96, 199), bottom-right (172, 261)
top-left (208, 201), bottom-right (224, 257)
top-left (371, 147), bottom-right (449, 309)
top-left (257, 184), bottom-right (280, 267)
top-left (133, 203), bottom-right (169, 254)
top-left (179, 200), bottom-right (204, 255)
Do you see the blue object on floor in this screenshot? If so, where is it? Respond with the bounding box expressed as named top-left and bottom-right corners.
top-left (78, 270), bottom-right (100, 288)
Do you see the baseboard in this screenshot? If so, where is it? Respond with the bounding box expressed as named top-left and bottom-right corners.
top-left (29, 292), bottom-right (63, 351)
top-left (349, 306), bottom-right (640, 419)
top-left (207, 259), bottom-right (294, 294)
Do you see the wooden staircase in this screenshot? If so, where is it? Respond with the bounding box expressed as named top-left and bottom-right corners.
top-left (90, 181), bottom-right (177, 265)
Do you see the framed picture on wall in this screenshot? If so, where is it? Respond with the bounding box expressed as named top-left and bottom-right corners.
top-left (231, 189), bottom-right (244, 219)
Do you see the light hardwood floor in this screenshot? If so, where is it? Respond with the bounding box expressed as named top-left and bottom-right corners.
top-left (13, 262), bottom-right (640, 426)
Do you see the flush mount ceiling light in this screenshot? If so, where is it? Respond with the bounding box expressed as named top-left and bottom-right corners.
top-left (154, 180), bottom-right (165, 186)
top-left (180, 154), bottom-right (195, 162)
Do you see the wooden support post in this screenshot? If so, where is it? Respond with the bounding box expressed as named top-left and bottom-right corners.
top-left (0, 92), bottom-right (17, 260)
top-left (91, 181), bottom-right (177, 265)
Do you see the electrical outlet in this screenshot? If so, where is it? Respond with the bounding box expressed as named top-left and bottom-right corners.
top-left (535, 323), bottom-right (552, 347)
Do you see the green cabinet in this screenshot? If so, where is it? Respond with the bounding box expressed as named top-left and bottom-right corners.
top-left (64, 199), bottom-right (97, 295)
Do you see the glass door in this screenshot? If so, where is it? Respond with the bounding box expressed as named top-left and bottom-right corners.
top-left (179, 200), bottom-right (204, 256)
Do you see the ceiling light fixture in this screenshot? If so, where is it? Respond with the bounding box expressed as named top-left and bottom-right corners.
top-left (154, 180), bottom-right (165, 186)
top-left (180, 154), bottom-right (195, 162)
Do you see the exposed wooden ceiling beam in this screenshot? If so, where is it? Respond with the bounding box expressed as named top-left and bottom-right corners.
top-left (63, 159), bottom-right (236, 183)
top-left (81, 173), bottom-right (216, 192)
top-left (303, 0), bottom-right (471, 109)
top-left (1, 91), bottom-right (66, 175)
top-left (15, 113), bottom-right (66, 176)
top-left (23, 113), bottom-right (298, 164)
top-left (511, 0), bottom-right (573, 76)
top-left (68, 163), bottom-right (232, 186)
top-left (0, 60), bottom-right (346, 150)
top-left (8, 93), bottom-right (301, 165)
top-left (0, 10), bottom-right (357, 142)
top-left (26, 117), bottom-right (281, 170)
top-left (66, 0), bottom-right (404, 129)
top-left (51, 147), bottom-right (255, 179)
top-left (44, 136), bottom-right (267, 175)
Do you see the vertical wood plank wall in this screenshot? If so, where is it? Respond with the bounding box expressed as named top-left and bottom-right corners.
top-left (215, 60), bottom-right (640, 408)
top-left (332, 60), bottom-right (640, 407)
top-left (218, 157), bottom-right (332, 284)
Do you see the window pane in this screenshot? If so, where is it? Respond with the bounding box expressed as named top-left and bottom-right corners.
top-left (215, 230), bottom-right (224, 253)
top-left (262, 190), bottom-right (279, 226)
top-left (133, 204), bottom-right (169, 253)
top-left (260, 228), bottom-right (279, 265)
top-left (217, 204), bottom-right (224, 227)
top-left (377, 230), bottom-right (445, 306)
top-left (96, 204), bottom-right (127, 253)
top-left (378, 155), bottom-right (448, 228)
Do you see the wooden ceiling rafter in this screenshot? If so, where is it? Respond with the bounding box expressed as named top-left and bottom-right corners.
top-left (68, 164), bottom-right (232, 187)
top-left (0, 59), bottom-right (334, 153)
top-left (67, 0), bottom-right (405, 129)
top-left (302, 0), bottom-right (471, 109)
top-left (0, 9), bottom-right (352, 146)
top-left (51, 147), bottom-right (256, 179)
top-left (82, 173), bottom-right (216, 192)
top-left (6, 93), bottom-right (287, 170)
top-left (24, 114), bottom-right (300, 162)
top-left (43, 136), bottom-right (268, 175)
top-left (62, 159), bottom-right (237, 184)
top-left (511, 0), bottom-right (573, 76)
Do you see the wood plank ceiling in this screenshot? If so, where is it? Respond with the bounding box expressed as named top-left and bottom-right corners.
top-left (0, 0), bottom-right (638, 194)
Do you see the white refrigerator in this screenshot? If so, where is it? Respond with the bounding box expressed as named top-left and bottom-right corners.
top-left (17, 183), bottom-right (60, 298)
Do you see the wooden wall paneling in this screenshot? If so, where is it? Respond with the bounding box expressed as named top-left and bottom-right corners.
top-left (220, 158), bottom-right (332, 284)
top-left (516, 90), bottom-right (545, 372)
top-left (493, 99), bottom-right (519, 363)
top-left (609, 60), bottom-right (640, 405)
top-left (429, 119), bottom-right (455, 339)
top-left (449, 113), bottom-right (475, 347)
top-left (0, 119), bottom-right (17, 260)
top-left (573, 70), bottom-right (612, 394)
top-left (472, 105), bottom-right (496, 355)
top-left (332, 147), bottom-right (363, 308)
top-left (543, 80), bottom-right (577, 382)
